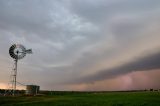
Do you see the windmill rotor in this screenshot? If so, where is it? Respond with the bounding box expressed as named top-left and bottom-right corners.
top-left (9, 44), bottom-right (28, 60)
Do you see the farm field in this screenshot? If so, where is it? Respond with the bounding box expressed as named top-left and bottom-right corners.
top-left (0, 91), bottom-right (160, 106)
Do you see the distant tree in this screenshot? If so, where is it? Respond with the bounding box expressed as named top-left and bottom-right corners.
top-left (150, 89), bottom-right (153, 91)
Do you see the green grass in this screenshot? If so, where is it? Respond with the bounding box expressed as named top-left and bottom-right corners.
top-left (0, 91), bottom-right (160, 106)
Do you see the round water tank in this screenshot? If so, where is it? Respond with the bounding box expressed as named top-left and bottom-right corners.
top-left (26, 85), bottom-right (40, 95)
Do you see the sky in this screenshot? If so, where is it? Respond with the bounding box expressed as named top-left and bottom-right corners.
top-left (0, 0), bottom-right (160, 91)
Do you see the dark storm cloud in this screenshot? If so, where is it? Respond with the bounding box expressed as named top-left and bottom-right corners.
top-left (75, 51), bottom-right (160, 83)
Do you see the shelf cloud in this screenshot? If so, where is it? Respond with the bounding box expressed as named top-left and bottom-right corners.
top-left (75, 51), bottom-right (160, 84)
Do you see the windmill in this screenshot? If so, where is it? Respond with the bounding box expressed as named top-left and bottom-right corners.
top-left (8, 44), bottom-right (32, 96)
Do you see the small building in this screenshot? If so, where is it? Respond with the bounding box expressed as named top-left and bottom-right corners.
top-left (25, 85), bottom-right (40, 95)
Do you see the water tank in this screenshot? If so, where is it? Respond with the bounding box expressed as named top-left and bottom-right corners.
top-left (26, 85), bottom-right (40, 95)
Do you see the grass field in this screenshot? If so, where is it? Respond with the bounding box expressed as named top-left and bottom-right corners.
top-left (0, 91), bottom-right (160, 106)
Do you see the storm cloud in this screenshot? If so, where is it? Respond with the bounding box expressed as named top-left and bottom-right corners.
top-left (76, 50), bottom-right (160, 83)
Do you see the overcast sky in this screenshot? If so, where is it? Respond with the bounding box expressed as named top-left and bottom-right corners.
top-left (0, 0), bottom-right (160, 91)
